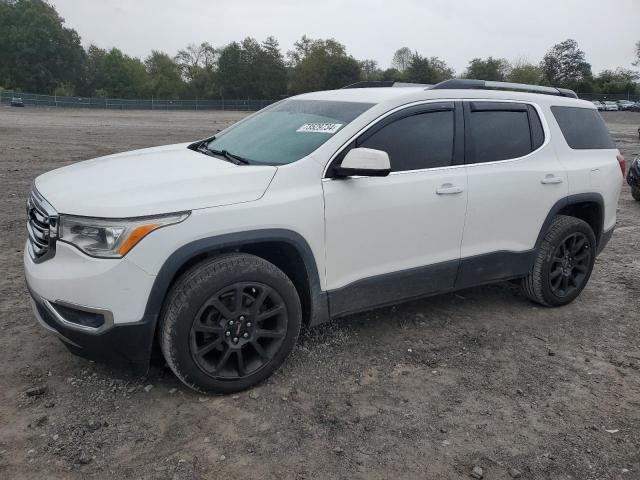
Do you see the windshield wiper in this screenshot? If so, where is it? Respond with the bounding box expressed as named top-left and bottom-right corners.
top-left (195, 142), bottom-right (247, 164)
top-left (191, 138), bottom-right (252, 165)
top-left (208, 147), bottom-right (251, 165)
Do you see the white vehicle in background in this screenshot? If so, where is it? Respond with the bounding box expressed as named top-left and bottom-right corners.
top-left (25, 79), bottom-right (623, 393)
top-left (591, 100), bottom-right (605, 111)
top-left (603, 101), bottom-right (619, 111)
top-left (616, 100), bottom-right (635, 111)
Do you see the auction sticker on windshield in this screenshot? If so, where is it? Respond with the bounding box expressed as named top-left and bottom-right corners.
top-left (296, 123), bottom-right (343, 134)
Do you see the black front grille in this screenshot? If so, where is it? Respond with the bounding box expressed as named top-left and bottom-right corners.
top-left (27, 190), bottom-right (56, 261)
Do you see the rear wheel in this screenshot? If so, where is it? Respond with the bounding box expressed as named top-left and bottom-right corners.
top-left (159, 253), bottom-right (301, 394)
top-left (521, 215), bottom-right (596, 307)
top-left (632, 187), bottom-right (640, 201)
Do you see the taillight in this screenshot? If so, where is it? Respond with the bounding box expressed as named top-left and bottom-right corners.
top-left (617, 154), bottom-right (626, 177)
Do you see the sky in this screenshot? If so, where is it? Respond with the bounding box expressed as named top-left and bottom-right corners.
top-left (48, 0), bottom-right (639, 75)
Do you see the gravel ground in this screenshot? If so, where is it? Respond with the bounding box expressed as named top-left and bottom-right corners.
top-left (0, 108), bottom-right (639, 480)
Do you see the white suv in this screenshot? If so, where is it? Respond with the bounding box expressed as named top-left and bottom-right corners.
top-left (25, 80), bottom-right (623, 393)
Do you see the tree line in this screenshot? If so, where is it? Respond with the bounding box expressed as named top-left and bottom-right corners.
top-left (1, 0), bottom-right (638, 100)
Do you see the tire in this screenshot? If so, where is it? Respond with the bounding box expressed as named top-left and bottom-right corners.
top-left (159, 253), bottom-right (302, 394)
top-left (521, 215), bottom-right (596, 307)
top-left (632, 187), bottom-right (640, 202)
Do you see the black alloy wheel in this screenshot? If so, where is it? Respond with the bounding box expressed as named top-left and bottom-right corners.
top-left (547, 232), bottom-right (592, 298)
top-left (190, 282), bottom-right (288, 379)
top-left (521, 215), bottom-right (596, 307)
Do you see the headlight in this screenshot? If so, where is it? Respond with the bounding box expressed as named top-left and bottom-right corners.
top-left (59, 212), bottom-right (190, 258)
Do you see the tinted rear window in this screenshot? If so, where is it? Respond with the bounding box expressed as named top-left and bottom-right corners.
top-left (551, 106), bottom-right (615, 149)
top-left (468, 110), bottom-right (532, 162)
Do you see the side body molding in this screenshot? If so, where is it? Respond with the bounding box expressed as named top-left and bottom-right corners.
top-left (143, 229), bottom-right (329, 327)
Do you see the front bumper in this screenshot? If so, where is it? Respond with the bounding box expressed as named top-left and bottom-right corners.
top-left (28, 286), bottom-right (156, 372)
top-left (24, 241), bottom-right (159, 371)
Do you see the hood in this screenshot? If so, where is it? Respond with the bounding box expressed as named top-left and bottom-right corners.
top-left (35, 143), bottom-right (277, 217)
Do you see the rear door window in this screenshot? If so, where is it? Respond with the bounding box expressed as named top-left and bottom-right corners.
top-left (465, 102), bottom-right (543, 164)
top-left (551, 106), bottom-right (615, 149)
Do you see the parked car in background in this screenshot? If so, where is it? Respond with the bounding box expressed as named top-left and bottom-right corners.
top-left (591, 100), bottom-right (605, 111)
top-left (627, 157), bottom-right (640, 201)
top-left (628, 102), bottom-right (640, 112)
top-left (603, 101), bottom-right (619, 111)
top-left (10, 97), bottom-right (24, 107)
top-left (616, 100), bottom-right (635, 111)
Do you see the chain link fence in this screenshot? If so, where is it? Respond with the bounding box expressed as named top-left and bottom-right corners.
top-left (0, 90), bottom-right (276, 111)
top-left (1, 89), bottom-right (638, 111)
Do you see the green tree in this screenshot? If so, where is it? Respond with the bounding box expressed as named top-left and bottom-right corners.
top-left (175, 42), bottom-right (219, 98)
top-left (256, 37), bottom-right (287, 98)
top-left (176, 42), bottom-right (217, 79)
top-left (0, 0), bottom-right (85, 93)
top-left (53, 83), bottom-right (75, 96)
top-left (391, 47), bottom-right (412, 72)
top-left (145, 51), bottom-right (185, 99)
top-left (380, 68), bottom-right (402, 82)
top-left (593, 68), bottom-right (639, 95)
top-left (508, 59), bottom-right (543, 84)
top-left (217, 41), bottom-right (244, 98)
top-left (464, 57), bottom-right (511, 81)
top-left (217, 37), bottom-right (287, 98)
top-left (359, 59), bottom-right (380, 81)
top-left (175, 42), bottom-right (217, 98)
top-left (288, 36), bottom-right (361, 93)
top-left (77, 44), bottom-right (106, 96)
top-left (82, 46), bottom-right (149, 98)
top-left (404, 54), bottom-right (454, 84)
top-left (540, 39), bottom-right (592, 88)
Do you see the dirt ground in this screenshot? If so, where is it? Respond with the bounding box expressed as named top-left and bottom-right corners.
top-left (0, 107), bottom-right (639, 480)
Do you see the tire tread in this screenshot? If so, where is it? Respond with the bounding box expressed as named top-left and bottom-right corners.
top-left (521, 215), bottom-right (594, 307)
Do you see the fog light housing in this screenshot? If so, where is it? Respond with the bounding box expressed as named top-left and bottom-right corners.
top-left (50, 302), bottom-right (106, 329)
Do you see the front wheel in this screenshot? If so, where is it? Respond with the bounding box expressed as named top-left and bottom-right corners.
top-left (521, 215), bottom-right (596, 307)
top-left (159, 253), bottom-right (302, 394)
top-left (632, 187), bottom-right (640, 201)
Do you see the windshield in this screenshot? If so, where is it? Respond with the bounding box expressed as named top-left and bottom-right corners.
top-left (206, 99), bottom-right (374, 165)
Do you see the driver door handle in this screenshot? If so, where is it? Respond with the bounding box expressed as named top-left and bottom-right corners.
top-left (436, 183), bottom-right (464, 195)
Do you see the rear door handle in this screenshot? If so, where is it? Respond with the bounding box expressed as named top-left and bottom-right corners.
top-left (436, 183), bottom-right (464, 195)
top-left (541, 174), bottom-right (563, 185)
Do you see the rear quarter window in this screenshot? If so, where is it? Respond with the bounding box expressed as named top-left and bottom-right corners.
top-left (551, 106), bottom-right (615, 149)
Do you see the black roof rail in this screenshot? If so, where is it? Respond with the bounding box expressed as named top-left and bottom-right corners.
top-left (429, 79), bottom-right (578, 99)
top-left (341, 81), bottom-right (430, 89)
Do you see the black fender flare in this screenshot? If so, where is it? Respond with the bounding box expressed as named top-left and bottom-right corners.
top-left (534, 192), bottom-right (605, 251)
top-left (143, 229), bottom-right (329, 328)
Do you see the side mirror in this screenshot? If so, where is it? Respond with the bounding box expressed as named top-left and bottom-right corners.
top-left (333, 148), bottom-right (391, 178)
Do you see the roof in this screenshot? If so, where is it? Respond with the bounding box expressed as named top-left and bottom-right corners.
top-left (294, 86), bottom-right (593, 109)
